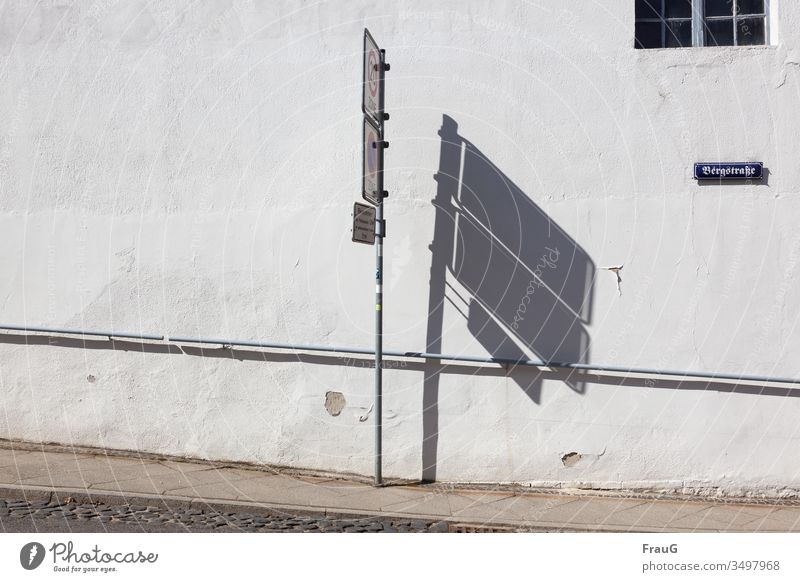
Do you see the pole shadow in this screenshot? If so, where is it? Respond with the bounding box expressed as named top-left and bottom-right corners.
top-left (422, 115), bottom-right (595, 481)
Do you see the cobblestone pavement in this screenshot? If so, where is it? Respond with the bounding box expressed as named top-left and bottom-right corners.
top-left (0, 496), bottom-right (454, 533)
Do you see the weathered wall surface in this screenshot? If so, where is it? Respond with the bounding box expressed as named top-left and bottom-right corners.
top-left (2, 1), bottom-right (800, 495)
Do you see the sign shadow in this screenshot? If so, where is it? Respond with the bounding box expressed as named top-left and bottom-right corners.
top-left (422, 115), bottom-right (595, 481)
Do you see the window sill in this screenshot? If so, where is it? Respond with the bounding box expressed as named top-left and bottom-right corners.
top-left (634, 44), bottom-right (777, 51)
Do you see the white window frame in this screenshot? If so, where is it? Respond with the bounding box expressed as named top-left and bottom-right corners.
top-left (635, 0), bottom-right (773, 48)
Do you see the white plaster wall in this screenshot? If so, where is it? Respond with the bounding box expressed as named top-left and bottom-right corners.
top-left (2, 1), bottom-right (800, 494)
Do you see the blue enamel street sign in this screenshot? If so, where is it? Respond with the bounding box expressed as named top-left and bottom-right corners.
top-left (694, 162), bottom-right (763, 181)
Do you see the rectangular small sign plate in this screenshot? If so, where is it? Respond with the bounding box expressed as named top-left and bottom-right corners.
top-left (362, 29), bottom-right (383, 126)
top-left (694, 162), bottom-right (763, 181)
top-left (352, 202), bottom-right (376, 245)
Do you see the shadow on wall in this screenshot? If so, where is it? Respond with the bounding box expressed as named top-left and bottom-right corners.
top-left (422, 115), bottom-right (596, 481)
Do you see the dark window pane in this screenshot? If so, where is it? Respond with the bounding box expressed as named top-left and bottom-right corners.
top-left (737, 0), bottom-right (764, 15)
top-left (737, 17), bottom-right (766, 44)
top-left (705, 18), bottom-right (735, 45)
top-left (705, 0), bottom-right (733, 17)
top-left (635, 21), bottom-right (663, 48)
top-left (666, 20), bottom-right (693, 47)
top-left (665, 0), bottom-right (693, 18)
top-left (635, 0), bottom-right (660, 19)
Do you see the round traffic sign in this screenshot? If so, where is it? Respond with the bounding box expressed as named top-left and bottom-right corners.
top-left (368, 50), bottom-right (379, 97)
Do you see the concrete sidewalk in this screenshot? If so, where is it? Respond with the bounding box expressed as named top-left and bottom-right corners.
top-left (1, 442), bottom-right (798, 532)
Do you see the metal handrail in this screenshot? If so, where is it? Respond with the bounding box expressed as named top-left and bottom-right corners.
top-left (0, 324), bottom-right (163, 341)
top-left (1, 324), bottom-right (798, 386)
top-left (168, 335), bottom-right (800, 386)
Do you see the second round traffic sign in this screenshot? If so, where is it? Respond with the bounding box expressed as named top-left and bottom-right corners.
top-left (362, 116), bottom-right (383, 207)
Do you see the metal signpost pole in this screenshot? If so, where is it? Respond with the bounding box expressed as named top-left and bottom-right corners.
top-left (360, 29), bottom-right (387, 487)
top-left (374, 46), bottom-right (388, 487)
top-left (374, 189), bottom-right (383, 486)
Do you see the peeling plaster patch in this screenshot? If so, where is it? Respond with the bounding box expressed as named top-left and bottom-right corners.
top-left (115, 247), bottom-right (135, 273)
top-left (602, 264), bottom-right (623, 296)
top-left (324, 391), bottom-right (346, 416)
top-left (561, 452), bottom-right (581, 467)
top-left (562, 448), bottom-right (607, 468)
top-left (776, 54), bottom-right (800, 89)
